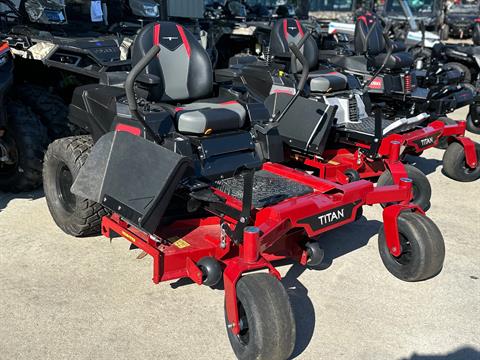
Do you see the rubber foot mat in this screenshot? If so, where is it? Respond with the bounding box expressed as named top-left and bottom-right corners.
top-left (215, 170), bottom-right (313, 208)
top-left (343, 117), bottom-right (417, 136)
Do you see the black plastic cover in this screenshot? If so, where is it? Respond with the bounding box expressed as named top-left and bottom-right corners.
top-left (265, 93), bottom-right (336, 155)
top-left (72, 131), bottom-right (192, 233)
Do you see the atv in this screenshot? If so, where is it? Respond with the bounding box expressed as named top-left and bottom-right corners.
top-left (43, 21), bottom-right (445, 360)
top-left (0, 0), bottom-right (133, 140)
top-left (444, 0), bottom-right (480, 39)
top-left (0, 41), bottom-right (47, 192)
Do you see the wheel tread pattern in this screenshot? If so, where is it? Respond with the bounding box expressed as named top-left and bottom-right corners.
top-left (43, 135), bottom-right (108, 237)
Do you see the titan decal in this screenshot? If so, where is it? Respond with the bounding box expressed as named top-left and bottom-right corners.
top-left (297, 201), bottom-right (360, 231)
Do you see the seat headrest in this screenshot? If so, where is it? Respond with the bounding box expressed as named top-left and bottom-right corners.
top-left (269, 18), bottom-right (319, 71)
top-left (354, 12), bottom-right (386, 57)
top-left (131, 22), bottom-right (213, 102)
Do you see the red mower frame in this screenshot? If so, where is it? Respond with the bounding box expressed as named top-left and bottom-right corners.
top-left (100, 162), bottom-right (419, 335)
top-left (300, 120), bottom-right (478, 184)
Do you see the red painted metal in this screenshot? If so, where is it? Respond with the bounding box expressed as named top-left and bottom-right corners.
top-left (382, 202), bottom-right (424, 257)
top-left (115, 123), bottom-right (141, 136)
top-left (0, 41), bottom-right (10, 56)
top-left (98, 163), bottom-right (426, 337)
top-left (242, 227), bottom-right (260, 263)
top-left (454, 136), bottom-right (478, 169)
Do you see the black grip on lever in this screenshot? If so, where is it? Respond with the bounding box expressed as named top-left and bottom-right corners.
top-left (289, 42), bottom-right (309, 92)
top-left (125, 45), bottom-right (160, 112)
top-left (124, 45), bottom-right (163, 144)
top-left (290, 30), bottom-right (311, 74)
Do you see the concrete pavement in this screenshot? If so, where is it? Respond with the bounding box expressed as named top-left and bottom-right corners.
top-left (0, 107), bottom-right (479, 360)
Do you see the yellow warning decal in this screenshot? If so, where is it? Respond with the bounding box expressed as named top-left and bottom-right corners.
top-left (173, 239), bottom-right (190, 249)
top-left (121, 231), bottom-right (136, 243)
top-left (328, 160), bottom-right (340, 165)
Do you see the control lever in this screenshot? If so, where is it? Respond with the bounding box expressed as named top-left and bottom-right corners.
top-left (125, 45), bottom-right (163, 144)
top-left (290, 30), bottom-right (312, 74)
top-left (270, 42), bottom-right (310, 124)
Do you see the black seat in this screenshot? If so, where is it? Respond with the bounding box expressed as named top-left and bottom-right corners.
top-left (372, 52), bottom-right (414, 70)
top-left (353, 12), bottom-right (413, 71)
top-left (269, 18), bottom-right (319, 72)
top-left (309, 72), bottom-right (348, 93)
top-left (130, 22), bottom-right (246, 134)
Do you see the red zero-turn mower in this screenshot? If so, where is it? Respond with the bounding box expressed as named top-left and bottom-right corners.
top-left (223, 20), bottom-right (480, 212)
top-left (43, 22), bottom-right (446, 360)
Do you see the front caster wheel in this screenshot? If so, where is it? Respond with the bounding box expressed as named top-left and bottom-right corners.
top-left (305, 241), bottom-right (324, 267)
top-left (378, 212), bottom-right (445, 282)
top-left (442, 142), bottom-right (480, 182)
top-left (226, 273), bottom-right (296, 360)
top-left (377, 164), bottom-right (431, 211)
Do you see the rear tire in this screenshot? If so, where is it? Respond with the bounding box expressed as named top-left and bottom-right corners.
top-left (378, 212), bottom-right (445, 282)
top-left (43, 135), bottom-right (108, 236)
top-left (377, 164), bottom-right (431, 211)
top-left (442, 141), bottom-right (480, 182)
top-left (0, 101), bottom-right (47, 192)
top-left (446, 62), bottom-right (471, 83)
top-left (15, 84), bottom-right (71, 140)
top-left (226, 273), bottom-right (295, 360)
top-left (466, 113), bottom-right (480, 135)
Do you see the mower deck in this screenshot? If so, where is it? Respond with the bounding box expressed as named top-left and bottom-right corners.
top-left (100, 162), bottom-right (417, 336)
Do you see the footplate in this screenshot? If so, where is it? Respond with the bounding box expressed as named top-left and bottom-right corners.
top-left (215, 170), bottom-right (313, 208)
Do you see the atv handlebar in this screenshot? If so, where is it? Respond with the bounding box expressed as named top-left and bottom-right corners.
top-left (125, 45), bottom-right (161, 113)
top-left (288, 42), bottom-right (309, 92)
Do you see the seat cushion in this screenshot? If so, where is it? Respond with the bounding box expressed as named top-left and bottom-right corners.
top-left (373, 51), bottom-right (413, 70)
top-left (310, 72), bottom-right (348, 93)
top-left (175, 100), bottom-right (246, 134)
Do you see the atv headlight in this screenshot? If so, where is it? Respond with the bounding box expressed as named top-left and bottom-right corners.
top-left (142, 4), bottom-right (159, 17)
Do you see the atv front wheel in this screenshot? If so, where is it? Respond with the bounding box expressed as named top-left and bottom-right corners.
top-left (43, 135), bottom-right (108, 236)
top-left (226, 273), bottom-right (296, 360)
top-left (442, 142), bottom-right (480, 182)
top-left (16, 84), bottom-right (71, 140)
top-left (377, 164), bottom-right (432, 211)
top-left (378, 212), bottom-right (445, 282)
top-left (0, 101), bottom-right (47, 192)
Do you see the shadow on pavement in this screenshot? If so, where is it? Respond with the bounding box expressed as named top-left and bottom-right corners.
top-left (0, 189), bottom-right (44, 212)
top-left (401, 346), bottom-right (480, 359)
top-left (316, 216), bottom-right (382, 270)
top-left (405, 155), bottom-right (443, 176)
top-left (281, 263), bottom-right (315, 359)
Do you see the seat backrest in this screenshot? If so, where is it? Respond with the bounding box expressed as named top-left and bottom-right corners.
top-left (354, 12), bottom-right (386, 57)
top-left (269, 18), bottom-right (318, 71)
top-left (131, 22), bottom-right (213, 102)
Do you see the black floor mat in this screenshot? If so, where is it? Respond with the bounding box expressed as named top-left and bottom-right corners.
top-left (343, 117), bottom-right (392, 135)
top-left (215, 170), bottom-right (313, 208)
top-left (342, 117), bottom-right (418, 136)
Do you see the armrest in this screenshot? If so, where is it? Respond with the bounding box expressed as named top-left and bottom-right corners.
top-left (136, 74), bottom-right (162, 85)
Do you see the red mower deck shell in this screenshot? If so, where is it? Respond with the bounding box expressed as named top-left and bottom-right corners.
top-left (100, 162), bottom-right (420, 335)
top-left (301, 120), bottom-right (478, 184)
